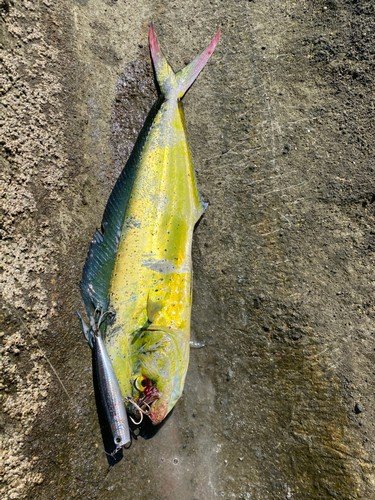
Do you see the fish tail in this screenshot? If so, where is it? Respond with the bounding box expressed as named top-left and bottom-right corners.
top-left (149, 23), bottom-right (220, 100)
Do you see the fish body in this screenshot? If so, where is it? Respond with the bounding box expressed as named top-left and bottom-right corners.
top-left (80, 25), bottom-right (220, 426)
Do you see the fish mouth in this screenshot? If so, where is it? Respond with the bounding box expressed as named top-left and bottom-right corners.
top-left (128, 381), bottom-right (161, 424)
top-left (139, 389), bottom-right (160, 413)
top-left (129, 375), bottom-right (175, 425)
top-left (149, 398), bottom-right (169, 425)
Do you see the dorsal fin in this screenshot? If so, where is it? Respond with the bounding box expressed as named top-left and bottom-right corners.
top-left (80, 97), bottom-right (163, 316)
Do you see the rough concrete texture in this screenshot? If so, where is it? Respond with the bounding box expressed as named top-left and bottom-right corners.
top-left (1, 0), bottom-right (375, 498)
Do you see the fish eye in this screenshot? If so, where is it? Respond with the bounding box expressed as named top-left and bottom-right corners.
top-left (114, 436), bottom-right (122, 444)
top-left (134, 376), bottom-right (147, 391)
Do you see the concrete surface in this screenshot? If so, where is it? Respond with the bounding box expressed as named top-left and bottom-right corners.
top-left (1, 0), bottom-right (375, 498)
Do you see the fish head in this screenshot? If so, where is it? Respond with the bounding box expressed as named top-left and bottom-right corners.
top-left (131, 327), bottom-right (188, 425)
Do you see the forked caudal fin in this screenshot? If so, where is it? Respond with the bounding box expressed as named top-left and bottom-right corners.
top-left (149, 23), bottom-right (220, 100)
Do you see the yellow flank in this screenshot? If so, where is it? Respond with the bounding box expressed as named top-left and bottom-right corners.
top-left (105, 98), bottom-right (204, 422)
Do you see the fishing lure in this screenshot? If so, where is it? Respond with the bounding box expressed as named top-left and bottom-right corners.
top-left (79, 24), bottom-right (220, 437)
top-left (77, 310), bottom-right (131, 450)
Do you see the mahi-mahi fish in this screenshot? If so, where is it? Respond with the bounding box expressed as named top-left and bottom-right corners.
top-left (79, 24), bottom-right (220, 437)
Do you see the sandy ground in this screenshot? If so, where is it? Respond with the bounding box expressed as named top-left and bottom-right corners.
top-left (1, 0), bottom-right (375, 498)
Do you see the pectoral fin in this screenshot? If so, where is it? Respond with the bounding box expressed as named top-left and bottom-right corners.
top-left (147, 294), bottom-right (163, 324)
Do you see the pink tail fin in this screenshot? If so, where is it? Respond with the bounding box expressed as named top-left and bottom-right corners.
top-left (149, 23), bottom-right (220, 99)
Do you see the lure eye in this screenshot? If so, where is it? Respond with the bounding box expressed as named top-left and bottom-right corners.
top-left (114, 436), bottom-right (122, 445)
top-left (134, 376), bottom-right (147, 391)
